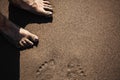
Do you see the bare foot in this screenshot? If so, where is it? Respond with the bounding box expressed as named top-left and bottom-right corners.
top-left (0, 13), bottom-right (39, 49)
top-left (9, 0), bottom-right (53, 17)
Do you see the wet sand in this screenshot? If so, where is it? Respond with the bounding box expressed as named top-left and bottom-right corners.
top-left (0, 0), bottom-right (120, 80)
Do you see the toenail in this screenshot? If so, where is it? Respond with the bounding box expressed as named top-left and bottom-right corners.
top-left (35, 38), bottom-right (39, 42)
top-left (48, 12), bottom-right (52, 15)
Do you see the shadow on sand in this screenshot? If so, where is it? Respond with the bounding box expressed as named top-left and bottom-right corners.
top-left (9, 3), bottom-right (53, 28)
top-left (0, 3), bottom-right (53, 80)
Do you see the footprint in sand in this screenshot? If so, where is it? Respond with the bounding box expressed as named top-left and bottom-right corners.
top-left (66, 59), bottom-right (86, 80)
top-left (36, 59), bottom-right (56, 80)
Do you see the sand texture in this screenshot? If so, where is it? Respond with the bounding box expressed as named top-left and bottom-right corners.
top-left (0, 0), bottom-right (120, 80)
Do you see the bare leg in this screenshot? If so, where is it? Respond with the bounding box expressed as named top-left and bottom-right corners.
top-left (9, 0), bottom-right (53, 17)
top-left (0, 13), bottom-right (39, 49)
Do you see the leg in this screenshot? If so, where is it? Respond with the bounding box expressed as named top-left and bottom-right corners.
top-left (0, 13), bottom-right (39, 49)
top-left (9, 0), bottom-right (53, 17)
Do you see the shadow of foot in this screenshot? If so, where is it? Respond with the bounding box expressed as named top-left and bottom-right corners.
top-left (9, 3), bottom-right (53, 28)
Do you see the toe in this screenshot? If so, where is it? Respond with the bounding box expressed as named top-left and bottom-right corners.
top-left (42, 10), bottom-right (53, 16)
top-left (25, 39), bottom-right (34, 46)
top-left (44, 4), bottom-right (52, 8)
top-left (21, 39), bottom-right (29, 47)
top-left (43, 1), bottom-right (51, 5)
top-left (29, 34), bottom-right (39, 43)
top-left (19, 39), bottom-right (34, 49)
top-left (33, 35), bottom-right (39, 42)
top-left (19, 40), bottom-right (25, 48)
top-left (44, 6), bottom-right (53, 12)
top-left (22, 40), bottom-right (27, 45)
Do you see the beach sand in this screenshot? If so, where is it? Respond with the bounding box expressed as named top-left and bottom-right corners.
top-left (0, 0), bottom-right (120, 80)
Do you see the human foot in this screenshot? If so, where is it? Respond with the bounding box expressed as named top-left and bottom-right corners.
top-left (0, 13), bottom-right (39, 49)
top-left (9, 0), bottom-right (53, 17)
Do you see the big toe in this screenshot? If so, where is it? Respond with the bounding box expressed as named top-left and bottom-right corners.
top-left (42, 10), bottom-right (53, 17)
top-left (29, 34), bottom-right (39, 46)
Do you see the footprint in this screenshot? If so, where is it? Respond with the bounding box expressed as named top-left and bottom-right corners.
top-left (36, 59), bottom-right (56, 80)
top-left (66, 59), bottom-right (86, 80)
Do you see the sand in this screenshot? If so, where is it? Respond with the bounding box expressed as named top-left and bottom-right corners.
top-left (0, 0), bottom-right (120, 80)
